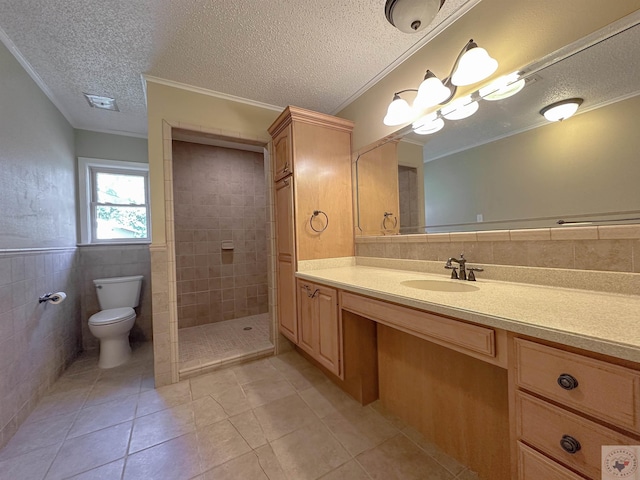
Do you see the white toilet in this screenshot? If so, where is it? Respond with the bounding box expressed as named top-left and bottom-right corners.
top-left (88, 275), bottom-right (143, 368)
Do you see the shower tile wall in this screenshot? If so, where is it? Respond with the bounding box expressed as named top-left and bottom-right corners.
top-left (398, 166), bottom-right (420, 230)
top-left (172, 141), bottom-right (269, 329)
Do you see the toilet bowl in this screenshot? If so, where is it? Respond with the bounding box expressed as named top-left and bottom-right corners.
top-left (89, 275), bottom-right (143, 368)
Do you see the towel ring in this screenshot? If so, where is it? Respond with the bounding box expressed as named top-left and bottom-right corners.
top-left (383, 212), bottom-right (398, 230)
top-left (310, 210), bottom-right (329, 233)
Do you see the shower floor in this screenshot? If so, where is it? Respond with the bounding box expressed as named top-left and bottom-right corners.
top-left (178, 313), bottom-right (274, 377)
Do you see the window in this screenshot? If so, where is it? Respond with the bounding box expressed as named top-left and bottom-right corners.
top-left (78, 157), bottom-right (150, 244)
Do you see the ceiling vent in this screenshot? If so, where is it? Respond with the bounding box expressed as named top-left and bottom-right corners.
top-left (83, 93), bottom-right (119, 111)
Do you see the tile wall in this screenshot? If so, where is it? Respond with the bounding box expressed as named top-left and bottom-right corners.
top-left (79, 245), bottom-right (152, 351)
top-left (355, 225), bottom-right (640, 273)
top-left (398, 166), bottom-right (420, 232)
top-left (0, 249), bottom-right (81, 449)
top-left (172, 141), bottom-right (269, 328)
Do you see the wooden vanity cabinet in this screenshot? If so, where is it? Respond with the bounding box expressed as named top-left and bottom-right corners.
top-left (296, 279), bottom-right (341, 377)
top-left (269, 106), bottom-right (354, 348)
top-left (511, 337), bottom-right (640, 479)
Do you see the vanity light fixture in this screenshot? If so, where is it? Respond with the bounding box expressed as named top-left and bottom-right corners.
top-left (441, 95), bottom-right (479, 120)
top-left (412, 112), bottom-right (445, 134)
top-left (385, 0), bottom-right (445, 34)
top-left (540, 98), bottom-right (583, 122)
top-left (479, 72), bottom-right (525, 101)
top-left (382, 39), bottom-right (497, 126)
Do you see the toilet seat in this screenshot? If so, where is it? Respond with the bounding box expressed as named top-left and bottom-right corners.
top-left (89, 307), bottom-right (136, 326)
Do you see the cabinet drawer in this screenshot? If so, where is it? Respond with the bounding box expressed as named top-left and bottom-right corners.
top-left (516, 391), bottom-right (638, 480)
top-left (340, 292), bottom-right (506, 368)
top-left (518, 442), bottom-right (585, 480)
top-left (514, 338), bottom-right (640, 432)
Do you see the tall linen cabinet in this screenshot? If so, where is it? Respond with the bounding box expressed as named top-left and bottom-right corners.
top-left (269, 106), bottom-right (354, 363)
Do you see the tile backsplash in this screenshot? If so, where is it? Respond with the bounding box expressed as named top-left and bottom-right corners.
top-left (356, 225), bottom-right (640, 274)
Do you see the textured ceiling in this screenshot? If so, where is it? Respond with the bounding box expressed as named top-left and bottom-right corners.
top-left (0, 0), bottom-right (474, 137)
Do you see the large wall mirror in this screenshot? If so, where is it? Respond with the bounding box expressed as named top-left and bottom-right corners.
top-left (355, 13), bottom-right (640, 235)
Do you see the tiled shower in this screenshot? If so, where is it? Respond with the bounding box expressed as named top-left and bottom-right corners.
top-left (171, 140), bottom-right (272, 372)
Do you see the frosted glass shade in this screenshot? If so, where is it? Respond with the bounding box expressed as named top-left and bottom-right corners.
top-left (412, 113), bottom-right (444, 134)
top-left (413, 73), bottom-right (451, 110)
top-left (540, 98), bottom-right (583, 122)
top-left (451, 46), bottom-right (498, 86)
top-left (479, 72), bottom-right (525, 101)
top-left (441, 96), bottom-right (479, 120)
top-left (383, 95), bottom-right (414, 126)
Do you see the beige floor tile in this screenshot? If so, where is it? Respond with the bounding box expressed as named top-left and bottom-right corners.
top-left (323, 404), bottom-right (399, 456)
top-left (283, 365), bottom-right (332, 391)
top-left (84, 372), bottom-right (142, 407)
top-left (229, 410), bottom-right (267, 449)
top-left (68, 394), bottom-right (138, 439)
top-left (0, 444), bottom-right (58, 480)
top-left (196, 419), bottom-right (252, 472)
top-left (253, 394), bottom-right (317, 441)
top-left (270, 420), bottom-right (351, 480)
top-left (232, 358), bottom-right (284, 385)
top-left (210, 383), bottom-right (252, 417)
top-left (45, 421), bottom-right (132, 480)
top-left (402, 426), bottom-right (466, 476)
top-left (299, 380), bottom-right (360, 419)
top-left (319, 460), bottom-right (371, 480)
top-left (254, 443), bottom-right (287, 480)
top-left (129, 402), bottom-right (195, 453)
top-left (123, 432), bottom-right (202, 480)
top-left (356, 433), bottom-right (454, 480)
top-left (136, 380), bottom-right (192, 417)
top-left (190, 369), bottom-right (238, 400)
top-left (192, 395), bottom-right (228, 428)
top-left (201, 451), bottom-right (269, 480)
top-left (25, 388), bottom-right (90, 424)
top-left (0, 411), bottom-right (75, 461)
top-left (242, 376), bottom-right (296, 408)
top-left (67, 458), bottom-right (125, 479)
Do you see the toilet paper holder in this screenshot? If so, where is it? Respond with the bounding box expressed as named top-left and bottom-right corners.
top-left (39, 292), bottom-right (65, 304)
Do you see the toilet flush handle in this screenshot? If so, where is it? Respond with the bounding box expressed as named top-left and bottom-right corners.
top-left (96, 285), bottom-right (103, 289)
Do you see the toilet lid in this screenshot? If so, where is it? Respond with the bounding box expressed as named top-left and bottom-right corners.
top-left (89, 307), bottom-right (135, 326)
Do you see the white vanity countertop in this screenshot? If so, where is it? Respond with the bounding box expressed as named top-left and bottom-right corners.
top-left (296, 265), bottom-right (640, 362)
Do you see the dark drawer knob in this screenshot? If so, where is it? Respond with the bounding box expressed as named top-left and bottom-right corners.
top-left (560, 435), bottom-right (581, 454)
top-left (557, 373), bottom-right (579, 390)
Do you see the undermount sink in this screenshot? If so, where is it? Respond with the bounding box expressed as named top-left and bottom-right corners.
top-left (400, 279), bottom-right (480, 293)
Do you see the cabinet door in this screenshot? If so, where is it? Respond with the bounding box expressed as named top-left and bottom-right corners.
top-left (275, 177), bottom-right (294, 258)
top-left (277, 259), bottom-right (297, 343)
top-left (297, 281), bottom-right (316, 355)
top-left (273, 125), bottom-right (293, 182)
top-left (315, 285), bottom-right (341, 376)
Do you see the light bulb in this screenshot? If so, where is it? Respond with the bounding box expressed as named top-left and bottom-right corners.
top-left (413, 71), bottom-right (451, 111)
top-left (540, 98), bottom-right (583, 122)
top-left (479, 72), bottom-right (525, 101)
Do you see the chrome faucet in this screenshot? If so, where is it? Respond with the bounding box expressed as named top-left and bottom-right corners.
top-left (445, 253), bottom-right (483, 281)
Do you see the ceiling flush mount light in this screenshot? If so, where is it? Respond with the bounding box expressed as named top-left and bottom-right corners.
top-left (83, 93), bottom-right (119, 111)
top-left (540, 98), bottom-right (583, 122)
top-left (383, 39), bottom-right (497, 127)
top-left (385, 0), bottom-right (445, 34)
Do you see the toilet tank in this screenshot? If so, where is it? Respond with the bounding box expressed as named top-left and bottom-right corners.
top-left (93, 275), bottom-right (144, 310)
